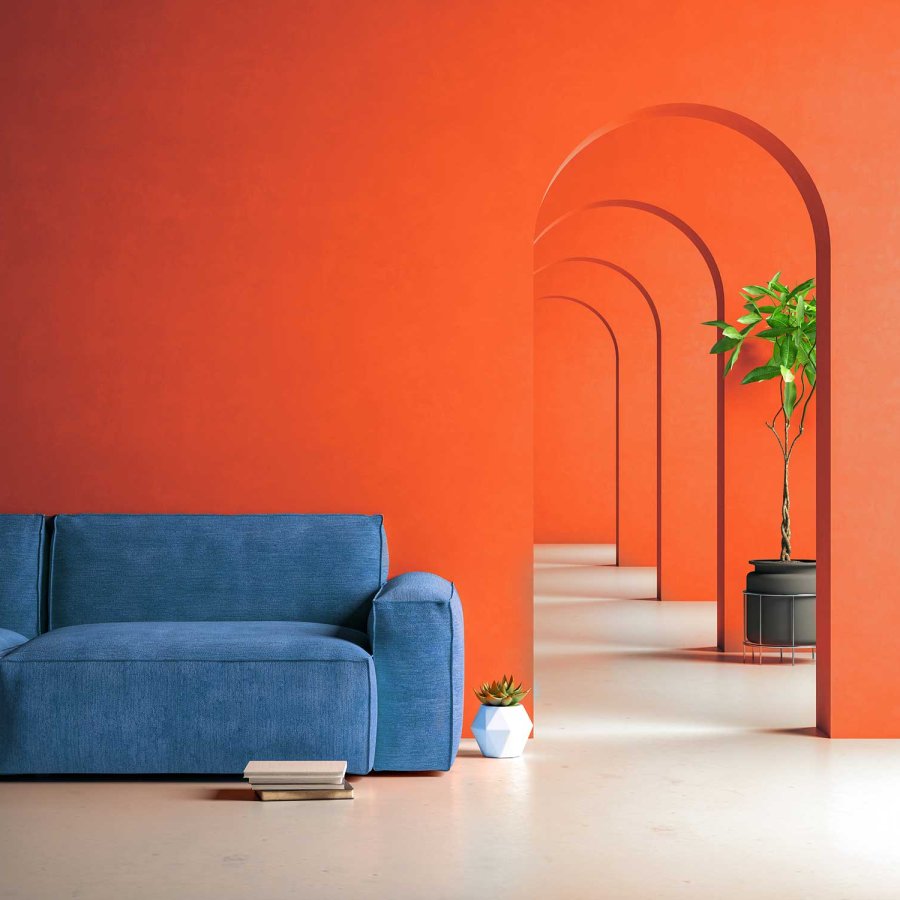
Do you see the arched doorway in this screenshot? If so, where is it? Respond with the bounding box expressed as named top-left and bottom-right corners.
top-left (534, 103), bottom-right (829, 725)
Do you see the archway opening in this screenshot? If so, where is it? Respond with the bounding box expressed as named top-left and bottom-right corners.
top-left (533, 103), bottom-right (830, 730)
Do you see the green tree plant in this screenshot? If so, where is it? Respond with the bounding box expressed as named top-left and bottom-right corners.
top-left (704, 273), bottom-right (816, 561)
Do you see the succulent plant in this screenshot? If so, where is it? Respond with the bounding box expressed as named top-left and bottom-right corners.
top-left (473, 675), bottom-right (530, 707)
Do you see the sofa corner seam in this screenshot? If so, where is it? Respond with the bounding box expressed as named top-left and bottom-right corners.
top-left (32, 515), bottom-right (45, 638)
top-left (447, 598), bottom-right (455, 770)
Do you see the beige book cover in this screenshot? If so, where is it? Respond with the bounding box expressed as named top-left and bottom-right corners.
top-left (255, 783), bottom-right (354, 802)
top-left (248, 780), bottom-right (347, 791)
top-left (243, 760), bottom-right (347, 783)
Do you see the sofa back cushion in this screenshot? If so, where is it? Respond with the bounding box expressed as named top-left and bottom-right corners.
top-left (49, 514), bottom-right (387, 632)
top-left (0, 514), bottom-right (47, 638)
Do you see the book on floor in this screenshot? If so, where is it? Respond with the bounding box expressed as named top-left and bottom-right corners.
top-left (254, 782), bottom-right (354, 802)
top-left (243, 760), bottom-right (347, 784)
top-left (247, 780), bottom-right (347, 790)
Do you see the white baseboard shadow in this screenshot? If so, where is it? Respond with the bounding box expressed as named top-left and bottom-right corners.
top-left (535, 562), bottom-right (657, 602)
top-left (533, 543), bottom-right (617, 567)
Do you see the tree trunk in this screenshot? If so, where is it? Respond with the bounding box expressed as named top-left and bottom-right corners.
top-left (780, 454), bottom-right (791, 561)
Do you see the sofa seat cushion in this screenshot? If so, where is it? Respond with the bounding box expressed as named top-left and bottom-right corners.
top-left (0, 621), bottom-right (376, 775)
top-left (7, 621), bottom-right (371, 662)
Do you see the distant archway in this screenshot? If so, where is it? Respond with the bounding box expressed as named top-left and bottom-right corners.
top-left (536, 261), bottom-right (659, 595)
top-left (537, 294), bottom-right (620, 562)
top-left (535, 103), bottom-right (831, 730)
top-left (536, 200), bottom-right (726, 608)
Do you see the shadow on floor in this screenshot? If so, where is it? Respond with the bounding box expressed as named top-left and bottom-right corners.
top-left (210, 787), bottom-right (257, 801)
top-left (646, 648), bottom-right (813, 666)
top-left (534, 544), bottom-right (617, 566)
top-left (537, 594), bottom-right (659, 605)
top-left (757, 726), bottom-right (824, 738)
top-left (534, 565), bottom-right (657, 600)
top-left (0, 773), bottom-right (245, 783)
top-left (206, 769), bottom-right (446, 800)
top-left (538, 645), bottom-right (815, 666)
top-left (455, 746), bottom-right (486, 759)
top-left (645, 647), bottom-right (754, 665)
top-left (355, 770), bottom-right (445, 778)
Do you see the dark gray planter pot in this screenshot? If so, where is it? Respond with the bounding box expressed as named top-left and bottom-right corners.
top-left (745, 559), bottom-right (816, 647)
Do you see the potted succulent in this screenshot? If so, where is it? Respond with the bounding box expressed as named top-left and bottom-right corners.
top-left (471, 676), bottom-right (533, 758)
top-left (704, 273), bottom-right (817, 647)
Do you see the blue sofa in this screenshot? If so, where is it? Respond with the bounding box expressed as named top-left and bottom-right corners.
top-left (0, 514), bottom-right (463, 775)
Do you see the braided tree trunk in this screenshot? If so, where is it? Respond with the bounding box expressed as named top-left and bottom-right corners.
top-left (780, 453), bottom-right (791, 561)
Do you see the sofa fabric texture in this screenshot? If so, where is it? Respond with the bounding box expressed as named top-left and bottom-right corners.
top-left (369, 571), bottom-right (464, 771)
top-left (0, 650), bottom-right (377, 775)
top-left (0, 514), bottom-right (463, 775)
top-left (0, 514), bottom-right (46, 639)
top-left (0, 628), bottom-right (28, 657)
top-left (49, 514), bottom-right (387, 633)
top-left (7, 621), bottom-right (372, 662)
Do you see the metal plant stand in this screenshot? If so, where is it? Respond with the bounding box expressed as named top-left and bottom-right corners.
top-left (742, 591), bottom-right (816, 665)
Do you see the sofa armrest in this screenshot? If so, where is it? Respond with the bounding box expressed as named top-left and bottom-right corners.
top-left (368, 572), bottom-right (464, 771)
top-left (0, 628), bottom-right (28, 657)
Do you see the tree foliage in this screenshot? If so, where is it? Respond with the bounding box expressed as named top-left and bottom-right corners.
top-left (703, 273), bottom-right (816, 560)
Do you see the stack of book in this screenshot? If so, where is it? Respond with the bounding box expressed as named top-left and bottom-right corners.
top-left (243, 760), bottom-right (353, 801)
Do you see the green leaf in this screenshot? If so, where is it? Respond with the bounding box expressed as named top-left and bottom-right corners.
top-left (758, 305), bottom-right (777, 313)
top-left (757, 327), bottom-right (789, 339)
top-left (783, 381), bottom-right (797, 419)
top-left (788, 277), bottom-right (815, 298)
top-left (743, 285), bottom-right (778, 299)
top-left (722, 326), bottom-right (742, 340)
top-left (702, 320), bottom-right (731, 329)
top-left (780, 365), bottom-right (795, 383)
top-left (741, 365), bottom-right (782, 384)
top-left (780, 337), bottom-right (797, 367)
top-left (723, 343), bottom-right (741, 376)
top-left (771, 341), bottom-right (782, 366)
top-left (709, 336), bottom-right (739, 354)
top-left (785, 340), bottom-right (798, 367)
top-left (769, 272), bottom-right (787, 293)
top-left (737, 312), bottom-right (761, 325)
top-left (806, 367), bottom-right (816, 387)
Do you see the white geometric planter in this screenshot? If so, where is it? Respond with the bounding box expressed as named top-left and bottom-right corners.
top-left (471, 704), bottom-right (533, 758)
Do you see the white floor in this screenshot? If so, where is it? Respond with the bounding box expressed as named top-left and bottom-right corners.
top-left (3, 547), bottom-right (900, 899)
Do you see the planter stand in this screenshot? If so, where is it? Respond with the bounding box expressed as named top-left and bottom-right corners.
top-left (742, 590), bottom-right (816, 665)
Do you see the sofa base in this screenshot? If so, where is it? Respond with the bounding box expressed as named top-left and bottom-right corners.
top-left (0, 657), bottom-right (377, 776)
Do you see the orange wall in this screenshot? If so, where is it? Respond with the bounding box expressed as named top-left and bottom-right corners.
top-left (1, 0), bottom-right (897, 736)
top-left (534, 300), bottom-right (616, 544)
